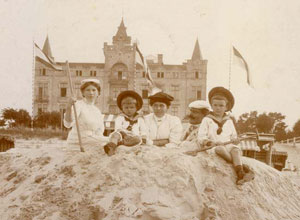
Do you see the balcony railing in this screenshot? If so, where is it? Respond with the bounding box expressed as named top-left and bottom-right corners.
top-left (34, 95), bottom-right (49, 103)
top-left (108, 76), bottom-right (128, 85)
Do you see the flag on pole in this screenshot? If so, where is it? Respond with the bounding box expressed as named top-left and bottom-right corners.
top-left (34, 43), bottom-right (62, 71)
top-left (135, 45), bottom-right (161, 95)
top-left (232, 46), bottom-right (253, 87)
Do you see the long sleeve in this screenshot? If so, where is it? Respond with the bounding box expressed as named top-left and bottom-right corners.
top-left (197, 117), bottom-right (210, 145)
top-left (63, 101), bottom-right (82, 128)
top-left (138, 117), bottom-right (149, 137)
top-left (114, 115), bottom-right (124, 131)
top-left (229, 120), bottom-right (238, 140)
top-left (168, 116), bottom-right (183, 145)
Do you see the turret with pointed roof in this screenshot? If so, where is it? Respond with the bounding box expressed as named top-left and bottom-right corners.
top-left (42, 36), bottom-right (54, 62)
top-left (113, 18), bottom-right (131, 45)
top-left (191, 39), bottom-right (203, 61)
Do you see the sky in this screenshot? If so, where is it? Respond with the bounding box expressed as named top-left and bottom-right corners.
top-left (0, 0), bottom-right (300, 128)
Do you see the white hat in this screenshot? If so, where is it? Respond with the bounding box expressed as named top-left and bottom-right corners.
top-left (80, 78), bottom-right (100, 86)
top-left (188, 100), bottom-right (210, 110)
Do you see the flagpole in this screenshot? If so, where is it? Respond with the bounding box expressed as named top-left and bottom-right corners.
top-left (228, 43), bottom-right (232, 91)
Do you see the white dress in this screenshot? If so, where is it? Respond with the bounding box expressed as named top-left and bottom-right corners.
top-left (144, 113), bottom-right (183, 147)
top-left (64, 99), bottom-right (109, 148)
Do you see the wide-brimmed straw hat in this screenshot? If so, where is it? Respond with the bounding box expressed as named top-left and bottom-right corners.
top-left (208, 87), bottom-right (234, 111)
top-left (117, 90), bottom-right (143, 111)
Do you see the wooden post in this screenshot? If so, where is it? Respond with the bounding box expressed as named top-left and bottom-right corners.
top-left (65, 61), bottom-right (84, 152)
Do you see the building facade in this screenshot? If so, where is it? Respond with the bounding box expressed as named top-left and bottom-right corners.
top-left (33, 19), bottom-right (207, 119)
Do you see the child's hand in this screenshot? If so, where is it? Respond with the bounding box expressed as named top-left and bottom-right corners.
top-left (231, 138), bottom-right (240, 145)
top-left (202, 140), bottom-right (213, 147)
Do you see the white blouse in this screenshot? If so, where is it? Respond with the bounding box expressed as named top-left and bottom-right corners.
top-left (144, 113), bottom-right (183, 147)
top-left (114, 115), bottom-right (148, 137)
top-left (64, 99), bottom-right (109, 147)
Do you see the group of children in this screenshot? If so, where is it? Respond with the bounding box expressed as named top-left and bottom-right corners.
top-left (64, 79), bottom-right (254, 185)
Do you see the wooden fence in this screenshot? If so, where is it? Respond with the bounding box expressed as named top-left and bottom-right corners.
top-left (280, 137), bottom-right (300, 146)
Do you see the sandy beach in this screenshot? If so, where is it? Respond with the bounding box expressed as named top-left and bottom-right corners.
top-left (0, 139), bottom-right (300, 220)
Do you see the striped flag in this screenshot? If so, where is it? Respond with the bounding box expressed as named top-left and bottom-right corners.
top-left (135, 45), bottom-right (161, 95)
top-left (232, 46), bottom-right (253, 87)
top-left (34, 43), bottom-right (62, 71)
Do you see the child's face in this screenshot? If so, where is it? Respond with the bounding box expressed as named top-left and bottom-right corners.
top-left (211, 99), bottom-right (227, 117)
top-left (82, 85), bottom-right (99, 101)
top-left (122, 98), bottom-right (137, 117)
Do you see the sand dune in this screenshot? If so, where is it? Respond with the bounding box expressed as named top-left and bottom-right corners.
top-left (0, 139), bottom-right (300, 220)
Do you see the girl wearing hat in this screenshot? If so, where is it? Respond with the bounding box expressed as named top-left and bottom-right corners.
top-left (144, 92), bottom-right (183, 147)
top-left (64, 79), bottom-right (109, 148)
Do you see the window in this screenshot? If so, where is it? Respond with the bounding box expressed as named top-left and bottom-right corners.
top-left (157, 72), bottom-right (164, 78)
top-left (142, 71), bottom-right (146, 78)
top-left (41, 68), bottom-right (46, 76)
top-left (61, 88), bottom-right (67, 97)
top-left (109, 105), bottom-right (118, 114)
top-left (38, 107), bottom-right (42, 115)
top-left (42, 104), bottom-right (48, 112)
top-left (171, 107), bottom-right (179, 116)
top-left (90, 70), bottom-right (96, 76)
top-left (197, 90), bottom-right (202, 99)
top-left (38, 104), bottom-right (47, 114)
top-left (118, 71), bottom-right (123, 80)
top-left (75, 83), bottom-right (81, 97)
top-left (173, 72), bottom-right (179, 78)
top-left (60, 105), bottom-right (66, 115)
top-left (142, 90), bottom-right (148, 99)
top-left (195, 71), bottom-right (199, 79)
top-left (170, 85), bottom-right (180, 99)
top-left (37, 82), bottom-right (48, 99)
top-left (76, 70), bottom-right (82, 76)
top-left (59, 83), bottom-right (68, 97)
top-left (38, 87), bottom-right (43, 98)
top-left (112, 87), bottom-right (119, 99)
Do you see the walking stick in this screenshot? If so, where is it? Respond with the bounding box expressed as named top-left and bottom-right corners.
top-left (184, 134), bottom-right (258, 156)
top-left (66, 61), bottom-right (84, 152)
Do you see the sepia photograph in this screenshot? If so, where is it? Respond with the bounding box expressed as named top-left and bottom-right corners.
top-left (0, 0), bottom-right (300, 219)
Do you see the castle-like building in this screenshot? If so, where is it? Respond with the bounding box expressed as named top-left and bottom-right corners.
top-left (33, 19), bottom-right (207, 119)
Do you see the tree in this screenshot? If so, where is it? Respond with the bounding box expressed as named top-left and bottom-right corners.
top-left (256, 113), bottom-right (274, 133)
top-left (33, 111), bottom-right (62, 129)
top-left (293, 119), bottom-right (300, 137)
top-left (236, 111), bottom-right (288, 141)
top-left (0, 119), bottom-right (6, 127)
top-left (1, 108), bottom-right (31, 128)
top-left (236, 111), bottom-right (258, 134)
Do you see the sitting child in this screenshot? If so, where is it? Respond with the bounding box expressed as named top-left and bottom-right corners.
top-left (197, 86), bottom-right (254, 185)
top-left (104, 90), bottom-right (148, 156)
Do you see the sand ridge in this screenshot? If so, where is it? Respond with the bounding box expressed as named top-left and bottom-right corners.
top-left (0, 140), bottom-right (300, 220)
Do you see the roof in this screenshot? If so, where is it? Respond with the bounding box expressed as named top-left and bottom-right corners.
top-left (272, 151), bottom-right (288, 157)
top-left (243, 132), bottom-right (275, 142)
top-left (35, 43), bottom-right (62, 71)
top-left (191, 39), bottom-right (203, 60)
top-left (56, 62), bottom-right (105, 68)
top-left (42, 36), bottom-right (53, 60)
top-left (148, 64), bottom-right (186, 71)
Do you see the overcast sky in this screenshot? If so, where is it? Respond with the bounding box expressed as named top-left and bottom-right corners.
top-left (0, 0), bottom-right (300, 128)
